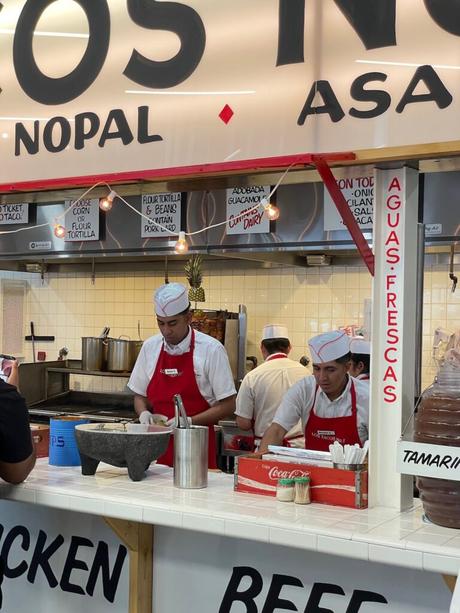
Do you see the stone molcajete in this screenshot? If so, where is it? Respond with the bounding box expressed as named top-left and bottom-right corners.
top-left (75, 423), bottom-right (171, 481)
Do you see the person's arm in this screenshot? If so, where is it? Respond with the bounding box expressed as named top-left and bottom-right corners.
top-left (128, 343), bottom-right (156, 423)
top-left (258, 423), bottom-right (287, 455)
top-left (133, 393), bottom-right (152, 418)
top-left (133, 394), bottom-right (156, 424)
top-left (235, 377), bottom-right (254, 430)
top-left (192, 341), bottom-right (237, 426)
top-left (0, 446), bottom-right (35, 485)
top-left (236, 416), bottom-right (253, 431)
top-left (6, 361), bottom-right (19, 389)
top-left (192, 394), bottom-right (236, 426)
top-left (0, 388), bottom-right (35, 484)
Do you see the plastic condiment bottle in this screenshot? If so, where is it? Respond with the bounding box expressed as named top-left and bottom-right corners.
top-left (294, 476), bottom-right (311, 505)
top-left (276, 478), bottom-right (295, 502)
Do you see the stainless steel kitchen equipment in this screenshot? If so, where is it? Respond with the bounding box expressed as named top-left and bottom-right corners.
top-left (106, 337), bottom-right (133, 372)
top-left (173, 394), bottom-right (208, 489)
top-left (81, 337), bottom-right (106, 371)
top-left (19, 360), bottom-right (136, 423)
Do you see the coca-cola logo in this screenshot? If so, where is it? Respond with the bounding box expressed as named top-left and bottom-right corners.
top-left (268, 467), bottom-right (309, 480)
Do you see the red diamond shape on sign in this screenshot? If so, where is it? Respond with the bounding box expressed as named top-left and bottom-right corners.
top-left (219, 104), bottom-right (234, 124)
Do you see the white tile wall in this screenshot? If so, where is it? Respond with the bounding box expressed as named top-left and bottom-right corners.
top-left (1, 262), bottom-right (458, 392)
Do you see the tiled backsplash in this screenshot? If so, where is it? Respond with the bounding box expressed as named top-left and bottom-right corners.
top-left (0, 262), bottom-right (458, 392)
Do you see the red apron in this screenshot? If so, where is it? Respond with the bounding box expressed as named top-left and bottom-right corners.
top-left (145, 329), bottom-right (217, 468)
top-left (304, 380), bottom-right (361, 451)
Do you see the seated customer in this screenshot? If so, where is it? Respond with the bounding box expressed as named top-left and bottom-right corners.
top-left (349, 337), bottom-right (371, 382)
top-left (0, 368), bottom-right (35, 484)
top-left (235, 324), bottom-right (308, 448)
top-left (259, 330), bottom-right (369, 453)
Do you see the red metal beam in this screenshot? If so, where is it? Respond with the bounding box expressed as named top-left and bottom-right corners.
top-left (0, 151), bottom-right (355, 194)
top-left (313, 156), bottom-right (375, 276)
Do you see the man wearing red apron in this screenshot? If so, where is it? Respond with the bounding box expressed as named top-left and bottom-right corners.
top-left (235, 324), bottom-right (308, 451)
top-left (259, 330), bottom-right (369, 453)
top-left (349, 337), bottom-right (371, 383)
top-left (128, 283), bottom-right (236, 468)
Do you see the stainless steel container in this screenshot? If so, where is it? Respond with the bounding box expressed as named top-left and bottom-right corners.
top-left (106, 337), bottom-right (132, 372)
top-left (81, 337), bottom-right (105, 371)
top-left (130, 340), bottom-right (143, 365)
top-left (173, 426), bottom-right (208, 489)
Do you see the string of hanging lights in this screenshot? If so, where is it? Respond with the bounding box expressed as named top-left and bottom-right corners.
top-left (0, 164), bottom-right (293, 254)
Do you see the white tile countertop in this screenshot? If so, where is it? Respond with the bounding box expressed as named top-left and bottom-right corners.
top-left (1, 459), bottom-right (460, 576)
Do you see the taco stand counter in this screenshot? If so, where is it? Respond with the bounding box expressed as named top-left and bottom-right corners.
top-left (0, 458), bottom-right (458, 613)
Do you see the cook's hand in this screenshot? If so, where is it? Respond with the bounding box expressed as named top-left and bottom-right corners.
top-left (6, 360), bottom-right (19, 388)
top-left (139, 410), bottom-right (155, 425)
top-left (166, 416), bottom-right (192, 428)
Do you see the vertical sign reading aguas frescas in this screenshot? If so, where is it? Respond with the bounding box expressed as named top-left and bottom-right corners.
top-left (226, 187), bottom-right (270, 235)
top-left (64, 199), bottom-right (100, 242)
top-left (141, 193), bottom-right (182, 237)
top-left (381, 171), bottom-right (404, 406)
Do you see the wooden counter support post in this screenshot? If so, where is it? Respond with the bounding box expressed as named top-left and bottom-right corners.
top-left (104, 517), bottom-right (153, 613)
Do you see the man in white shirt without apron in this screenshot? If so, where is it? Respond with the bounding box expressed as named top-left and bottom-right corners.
top-left (235, 324), bottom-right (308, 449)
top-left (349, 337), bottom-right (371, 382)
top-left (259, 330), bottom-right (369, 453)
top-left (128, 283), bottom-right (236, 468)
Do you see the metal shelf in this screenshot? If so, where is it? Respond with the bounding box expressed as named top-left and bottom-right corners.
top-left (46, 367), bottom-right (131, 378)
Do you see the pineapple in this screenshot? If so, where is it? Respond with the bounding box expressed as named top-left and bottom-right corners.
top-left (185, 254), bottom-right (206, 302)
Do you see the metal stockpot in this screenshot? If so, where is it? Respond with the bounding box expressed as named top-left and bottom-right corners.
top-left (106, 337), bottom-right (133, 372)
top-left (130, 340), bottom-right (143, 365)
top-left (81, 337), bottom-right (105, 371)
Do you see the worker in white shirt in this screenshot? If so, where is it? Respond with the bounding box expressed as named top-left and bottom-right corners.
top-left (349, 337), bottom-right (371, 381)
top-left (259, 330), bottom-right (369, 453)
top-left (235, 324), bottom-right (308, 449)
top-left (128, 282), bottom-right (236, 468)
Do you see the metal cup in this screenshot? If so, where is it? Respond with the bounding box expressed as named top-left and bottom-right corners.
top-left (333, 462), bottom-right (366, 471)
top-left (173, 425), bottom-right (208, 489)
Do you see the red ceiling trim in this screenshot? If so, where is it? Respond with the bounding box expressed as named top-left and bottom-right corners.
top-left (0, 151), bottom-right (355, 194)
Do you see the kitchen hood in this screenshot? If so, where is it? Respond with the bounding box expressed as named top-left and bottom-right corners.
top-left (0, 166), bottom-right (456, 273)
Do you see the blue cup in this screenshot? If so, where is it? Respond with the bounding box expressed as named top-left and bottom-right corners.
top-left (49, 417), bottom-right (89, 466)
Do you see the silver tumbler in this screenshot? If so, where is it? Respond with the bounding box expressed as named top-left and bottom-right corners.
top-left (173, 425), bottom-right (208, 489)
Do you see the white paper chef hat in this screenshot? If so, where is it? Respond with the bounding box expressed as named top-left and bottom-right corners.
top-left (154, 283), bottom-right (190, 317)
top-left (262, 324), bottom-right (289, 341)
top-left (308, 330), bottom-right (350, 364)
top-left (350, 337), bottom-right (371, 355)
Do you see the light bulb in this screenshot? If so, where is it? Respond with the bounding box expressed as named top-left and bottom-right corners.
top-left (174, 231), bottom-right (189, 254)
top-left (264, 202), bottom-right (280, 221)
top-left (99, 190), bottom-right (116, 211)
top-left (54, 224), bottom-right (66, 238)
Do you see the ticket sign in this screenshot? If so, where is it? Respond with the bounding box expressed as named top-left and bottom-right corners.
top-left (0, 203), bottom-right (28, 225)
top-left (64, 199), bottom-right (100, 242)
top-left (226, 186), bottom-right (270, 235)
top-left (141, 193), bottom-right (182, 238)
top-left (324, 176), bottom-right (374, 231)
